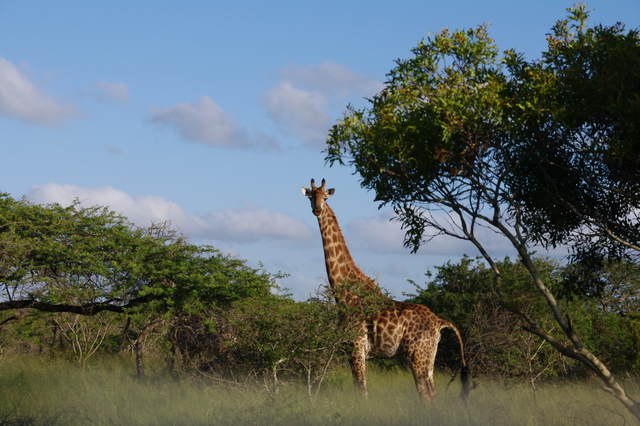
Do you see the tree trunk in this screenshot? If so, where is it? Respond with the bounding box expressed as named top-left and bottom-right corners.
top-left (135, 338), bottom-right (145, 378)
top-left (469, 226), bottom-right (640, 422)
top-left (134, 319), bottom-right (166, 378)
top-left (516, 249), bottom-right (640, 422)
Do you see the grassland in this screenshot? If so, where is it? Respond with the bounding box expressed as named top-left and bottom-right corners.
top-left (0, 355), bottom-right (637, 425)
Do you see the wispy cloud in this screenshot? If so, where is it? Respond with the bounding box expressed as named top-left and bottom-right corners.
top-left (263, 82), bottom-right (331, 147)
top-left (345, 210), bottom-right (520, 257)
top-left (25, 183), bottom-right (312, 244)
top-left (346, 211), bottom-right (408, 254)
top-left (92, 81), bottom-right (130, 104)
top-left (262, 61), bottom-right (384, 148)
top-left (104, 145), bottom-right (123, 155)
top-left (279, 61), bottom-right (383, 97)
top-left (0, 57), bottom-right (80, 125)
top-left (198, 208), bottom-right (313, 243)
top-left (149, 95), bottom-right (279, 151)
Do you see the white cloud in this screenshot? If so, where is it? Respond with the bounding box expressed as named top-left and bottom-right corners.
top-left (0, 57), bottom-right (80, 125)
top-left (25, 183), bottom-right (313, 244)
top-left (149, 95), bottom-right (278, 150)
top-left (93, 81), bottom-right (129, 104)
top-left (262, 61), bottom-right (384, 149)
top-left (279, 61), bottom-right (383, 98)
top-left (198, 208), bottom-right (313, 243)
top-left (346, 212), bottom-right (408, 254)
top-left (263, 82), bottom-right (331, 146)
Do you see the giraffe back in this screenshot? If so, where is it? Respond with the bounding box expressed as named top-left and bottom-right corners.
top-left (361, 301), bottom-right (450, 359)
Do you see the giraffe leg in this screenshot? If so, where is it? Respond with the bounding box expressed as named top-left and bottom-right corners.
top-left (406, 341), bottom-right (437, 401)
top-left (350, 340), bottom-right (368, 398)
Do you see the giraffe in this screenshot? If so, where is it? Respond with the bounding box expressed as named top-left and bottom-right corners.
top-left (302, 178), bottom-right (470, 401)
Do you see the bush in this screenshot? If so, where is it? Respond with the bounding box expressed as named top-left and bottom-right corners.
top-left (408, 256), bottom-right (640, 381)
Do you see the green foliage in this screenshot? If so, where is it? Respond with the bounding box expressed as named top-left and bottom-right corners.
top-left (326, 25), bottom-right (508, 251)
top-left (408, 256), bottom-right (640, 379)
top-left (560, 258), bottom-right (640, 304)
top-left (332, 278), bottom-right (394, 322)
top-left (502, 5), bottom-right (640, 258)
top-left (326, 4), bottom-right (640, 266)
top-left (0, 193), bottom-right (137, 305)
top-left (0, 194), bottom-right (274, 318)
top-left (0, 193), bottom-right (276, 314)
top-left (571, 303), bottom-right (640, 375)
top-left (408, 256), bottom-right (559, 379)
top-left (0, 193), bottom-right (282, 372)
top-left (220, 290), bottom-right (350, 395)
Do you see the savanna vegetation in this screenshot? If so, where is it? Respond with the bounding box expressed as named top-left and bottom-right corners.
top-left (2, 4), bottom-right (640, 425)
top-left (326, 3), bottom-right (640, 421)
top-left (2, 185), bottom-right (640, 425)
top-left (3, 356), bottom-right (640, 425)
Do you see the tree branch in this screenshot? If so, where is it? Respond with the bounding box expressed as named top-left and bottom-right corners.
top-left (0, 296), bottom-right (151, 316)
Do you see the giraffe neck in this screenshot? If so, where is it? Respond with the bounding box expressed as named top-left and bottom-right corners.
top-left (317, 203), bottom-right (380, 304)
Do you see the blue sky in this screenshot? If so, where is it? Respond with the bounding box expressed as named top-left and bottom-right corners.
top-left (1, 1), bottom-right (638, 300)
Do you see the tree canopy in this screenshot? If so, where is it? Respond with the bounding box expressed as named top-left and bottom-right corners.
top-left (326, 4), bottom-right (640, 419)
top-left (326, 5), bottom-right (640, 263)
top-left (504, 7), bottom-right (640, 261)
top-left (0, 193), bottom-right (274, 317)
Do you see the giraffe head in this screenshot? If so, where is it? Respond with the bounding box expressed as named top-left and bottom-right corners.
top-left (301, 178), bottom-right (335, 216)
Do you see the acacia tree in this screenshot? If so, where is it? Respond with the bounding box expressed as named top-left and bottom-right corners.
top-left (0, 193), bottom-right (277, 373)
top-left (0, 194), bottom-right (274, 313)
top-left (326, 6), bottom-right (640, 419)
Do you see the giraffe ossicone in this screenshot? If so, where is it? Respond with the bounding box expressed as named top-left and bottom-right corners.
top-left (302, 178), bottom-right (470, 401)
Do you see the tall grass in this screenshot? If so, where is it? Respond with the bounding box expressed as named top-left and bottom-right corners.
top-left (0, 355), bottom-right (637, 425)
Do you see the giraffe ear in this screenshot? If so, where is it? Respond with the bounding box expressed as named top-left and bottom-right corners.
top-left (302, 187), bottom-right (312, 197)
top-left (326, 188), bottom-right (335, 197)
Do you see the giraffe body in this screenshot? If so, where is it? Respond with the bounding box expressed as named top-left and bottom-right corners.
top-left (302, 179), bottom-right (469, 401)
